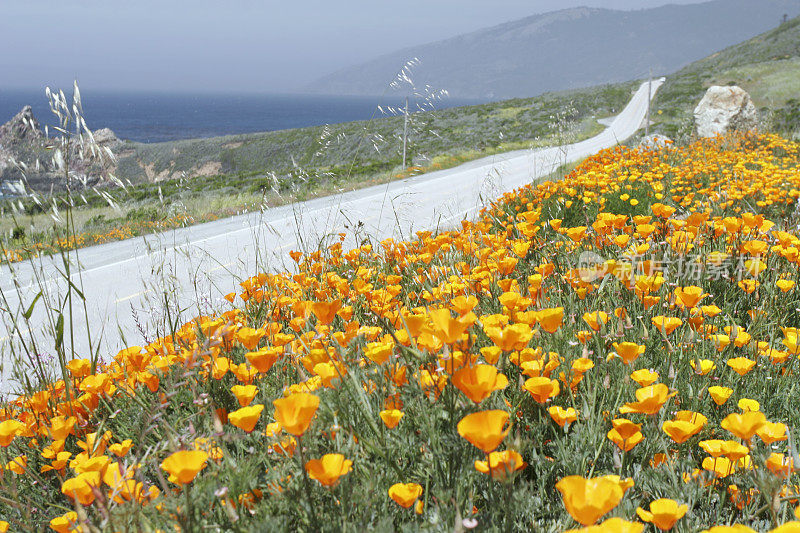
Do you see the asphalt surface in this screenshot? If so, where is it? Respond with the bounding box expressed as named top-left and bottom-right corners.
top-left (0, 79), bottom-right (663, 389)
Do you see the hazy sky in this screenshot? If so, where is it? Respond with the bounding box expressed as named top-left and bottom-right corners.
top-left (1, 0), bottom-right (708, 94)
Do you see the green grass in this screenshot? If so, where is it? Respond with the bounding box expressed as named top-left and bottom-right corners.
top-left (716, 57), bottom-right (800, 105)
top-left (653, 17), bottom-right (800, 138)
top-left (110, 82), bottom-right (635, 184)
top-left (0, 85), bottom-right (629, 258)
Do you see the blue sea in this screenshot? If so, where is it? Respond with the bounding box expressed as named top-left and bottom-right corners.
top-left (0, 90), bottom-right (482, 144)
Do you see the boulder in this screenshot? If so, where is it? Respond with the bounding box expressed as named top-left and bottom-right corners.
top-left (639, 133), bottom-right (673, 150)
top-left (693, 86), bottom-right (758, 138)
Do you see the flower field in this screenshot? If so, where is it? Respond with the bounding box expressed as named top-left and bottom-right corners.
top-left (3, 133), bottom-right (800, 531)
top-left (1, 213), bottom-right (229, 265)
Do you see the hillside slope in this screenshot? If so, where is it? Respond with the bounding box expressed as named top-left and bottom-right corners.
top-left (306, 0), bottom-right (800, 99)
top-left (654, 15), bottom-right (800, 137)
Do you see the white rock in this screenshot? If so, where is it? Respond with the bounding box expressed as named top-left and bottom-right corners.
top-left (639, 133), bottom-right (673, 150)
top-left (693, 85), bottom-right (758, 138)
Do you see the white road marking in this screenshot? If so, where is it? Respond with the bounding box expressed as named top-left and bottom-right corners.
top-left (114, 289), bottom-right (151, 304)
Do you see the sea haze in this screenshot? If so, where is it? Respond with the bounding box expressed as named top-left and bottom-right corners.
top-left (0, 90), bottom-right (483, 144)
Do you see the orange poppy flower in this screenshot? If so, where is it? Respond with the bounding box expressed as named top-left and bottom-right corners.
top-left (49, 512), bottom-right (81, 533)
top-left (273, 393), bottom-right (320, 436)
top-left (5, 455), bottom-right (26, 475)
top-left (450, 295), bottom-right (479, 316)
top-left (457, 410), bottom-right (510, 453)
top-left (699, 439), bottom-right (726, 458)
top-left (231, 384), bottom-right (258, 407)
top-left (0, 420), bottom-right (24, 447)
top-left (566, 226), bottom-right (587, 243)
top-left (662, 411), bottom-right (707, 443)
top-left (701, 456), bottom-right (737, 479)
top-left (737, 398), bottom-right (759, 412)
top-left (690, 359), bottom-right (716, 375)
top-left (612, 342), bottom-right (645, 365)
top-left (379, 409), bottom-right (404, 429)
top-left (365, 340), bottom-right (394, 365)
top-left (548, 406), bottom-right (578, 427)
top-left (235, 327), bottom-right (265, 351)
top-left (619, 384), bottom-right (675, 415)
top-left (67, 358), bottom-right (92, 378)
top-left (211, 357), bottom-right (231, 379)
top-left (61, 471), bottom-right (101, 505)
top-left (537, 307), bottom-right (564, 333)
top-left (451, 364), bottom-right (508, 403)
top-left (720, 441), bottom-right (750, 462)
top-left (607, 419), bottom-right (643, 451)
top-left (673, 286), bottom-right (707, 309)
top-left (388, 482), bottom-right (423, 508)
top-left (707, 386), bottom-right (733, 405)
top-left (582, 311), bottom-right (609, 331)
top-left (160, 450), bottom-right (209, 485)
top-left (765, 453), bottom-right (795, 478)
top-left (484, 323), bottom-right (533, 351)
top-left (498, 291), bottom-right (532, 313)
top-left (630, 369), bottom-right (659, 387)
top-left (726, 357), bottom-right (756, 376)
top-left (245, 347), bottom-right (282, 373)
top-left (737, 279), bottom-right (759, 294)
top-left (555, 475), bottom-right (630, 526)
top-left (304, 453), bottom-right (352, 487)
top-left (229, 404), bottom-right (264, 433)
top-left (480, 346), bottom-right (502, 365)
top-left (564, 517), bottom-right (644, 533)
top-left (756, 422), bottom-right (788, 444)
top-left (109, 440), bottom-right (133, 458)
top-left (651, 316), bottom-right (683, 335)
top-left (783, 330), bottom-right (800, 354)
top-left (523, 377), bottom-right (560, 403)
top-left (636, 499), bottom-right (688, 530)
top-left (310, 299), bottom-right (342, 325)
top-left (474, 449), bottom-right (527, 480)
top-left (721, 412), bottom-right (767, 442)
top-left (428, 309), bottom-right (476, 344)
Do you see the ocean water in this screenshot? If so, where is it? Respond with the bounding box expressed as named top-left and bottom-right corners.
top-left (0, 90), bottom-right (482, 144)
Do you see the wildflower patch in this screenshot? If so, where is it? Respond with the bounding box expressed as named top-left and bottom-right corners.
top-left (1, 133), bottom-right (800, 531)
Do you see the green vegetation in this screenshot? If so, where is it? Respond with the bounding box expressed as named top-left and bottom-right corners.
top-left (653, 16), bottom-right (800, 138)
top-left (114, 83), bottom-right (633, 183)
top-left (1, 82), bottom-right (633, 259)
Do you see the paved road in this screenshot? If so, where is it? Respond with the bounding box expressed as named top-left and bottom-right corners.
top-left (0, 79), bottom-right (663, 386)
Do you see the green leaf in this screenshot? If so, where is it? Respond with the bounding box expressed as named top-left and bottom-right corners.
top-left (67, 279), bottom-right (85, 301)
top-left (55, 314), bottom-right (64, 352)
top-left (23, 291), bottom-right (42, 319)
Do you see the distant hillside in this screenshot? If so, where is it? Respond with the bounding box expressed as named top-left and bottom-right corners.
top-left (0, 81), bottom-right (637, 192)
top-left (654, 14), bottom-right (800, 137)
top-left (306, 0), bottom-right (800, 99)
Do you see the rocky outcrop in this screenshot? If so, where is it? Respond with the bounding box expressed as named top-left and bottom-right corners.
top-left (0, 106), bottom-right (120, 191)
top-left (92, 127), bottom-right (119, 146)
top-left (0, 106), bottom-right (43, 148)
top-left (0, 106), bottom-right (46, 180)
top-left (693, 86), bottom-right (758, 138)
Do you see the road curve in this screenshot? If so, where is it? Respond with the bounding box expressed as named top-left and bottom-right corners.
top-left (0, 79), bottom-right (663, 386)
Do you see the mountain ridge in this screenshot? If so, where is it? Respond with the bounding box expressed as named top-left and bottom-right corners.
top-left (306, 0), bottom-right (800, 99)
